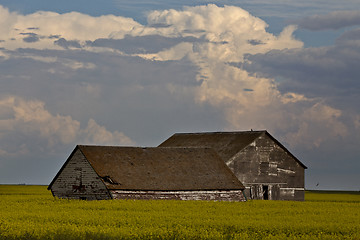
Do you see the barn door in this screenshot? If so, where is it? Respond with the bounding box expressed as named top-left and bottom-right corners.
top-left (263, 185), bottom-right (269, 200)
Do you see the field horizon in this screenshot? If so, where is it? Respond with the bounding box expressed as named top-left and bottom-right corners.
top-left (1, 185), bottom-right (359, 239)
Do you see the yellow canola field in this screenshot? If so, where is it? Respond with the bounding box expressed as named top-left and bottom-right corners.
top-left (0, 185), bottom-right (359, 239)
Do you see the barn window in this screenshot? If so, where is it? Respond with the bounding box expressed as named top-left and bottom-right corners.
top-left (80, 197), bottom-right (87, 200)
top-left (101, 176), bottom-right (118, 184)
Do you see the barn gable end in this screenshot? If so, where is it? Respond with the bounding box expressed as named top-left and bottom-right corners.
top-left (48, 147), bottom-right (111, 200)
top-left (159, 130), bottom-right (307, 201)
top-left (228, 132), bottom-right (305, 200)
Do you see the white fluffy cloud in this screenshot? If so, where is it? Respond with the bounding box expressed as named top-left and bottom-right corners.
top-left (0, 96), bottom-right (134, 156)
top-left (128, 5), bottom-right (346, 148)
top-left (0, 4), bottom-right (350, 150)
top-left (139, 5), bottom-right (303, 61)
top-left (0, 4), bottom-right (358, 187)
top-left (0, 5), bottom-right (141, 51)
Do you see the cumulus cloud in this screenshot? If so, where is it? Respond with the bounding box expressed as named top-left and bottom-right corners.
top-left (0, 4), bottom-right (358, 186)
top-left (293, 10), bottom-right (360, 30)
top-left (144, 5), bottom-right (303, 59)
top-left (127, 4), bottom-right (347, 148)
top-left (0, 96), bottom-right (134, 156)
top-left (0, 4), bottom-right (350, 150)
top-left (0, 5), bottom-right (141, 51)
top-left (282, 103), bottom-right (348, 148)
top-left (80, 119), bottom-right (135, 146)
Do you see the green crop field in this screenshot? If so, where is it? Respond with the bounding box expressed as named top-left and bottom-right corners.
top-left (0, 185), bottom-right (359, 239)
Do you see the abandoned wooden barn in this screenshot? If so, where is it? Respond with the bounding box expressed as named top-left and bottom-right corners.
top-left (159, 131), bottom-right (307, 201)
top-left (48, 145), bottom-right (246, 201)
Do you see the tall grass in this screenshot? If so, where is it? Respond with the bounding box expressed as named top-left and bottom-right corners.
top-left (0, 185), bottom-right (359, 239)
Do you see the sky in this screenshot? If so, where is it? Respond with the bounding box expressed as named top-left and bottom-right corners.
top-left (0, 0), bottom-right (359, 190)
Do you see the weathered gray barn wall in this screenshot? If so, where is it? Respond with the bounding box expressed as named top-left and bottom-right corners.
top-left (110, 190), bottom-right (246, 201)
top-left (227, 133), bottom-right (305, 201)
top-left (159, 131), bottom-right (306, 201)
top-left (49, 149), bottom-right (111, 200)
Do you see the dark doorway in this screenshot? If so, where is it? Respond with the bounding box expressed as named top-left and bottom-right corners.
top-left (263, 185), bottom-right (269, 200)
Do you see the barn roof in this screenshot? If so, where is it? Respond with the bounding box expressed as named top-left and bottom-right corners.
top-left (159, 130), bottom-right (307, 169)
top-left (159, 131), bottom-right (263, 161)
top-left (73, 145), bottom-right (244, 191)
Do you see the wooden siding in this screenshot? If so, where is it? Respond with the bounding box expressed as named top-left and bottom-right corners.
top-left (110, 190), bottom-right (246, 201)
top-left (50, 149), bottom-right (111, 200)
top-left (227, 134), bottom-right (305, 201)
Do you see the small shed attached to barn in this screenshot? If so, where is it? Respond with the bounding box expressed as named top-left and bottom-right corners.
top-left (159, 130), bottom-right (307, 201)
top-left (48, 145), bottom-right (246, 201)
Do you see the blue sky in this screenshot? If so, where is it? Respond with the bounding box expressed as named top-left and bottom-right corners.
top-left (0, 0), bottom-right (359, 190)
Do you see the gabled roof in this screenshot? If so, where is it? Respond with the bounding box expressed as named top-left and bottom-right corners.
top-left (49, 145), bottom-right (245, 191)
top-left (159, 131), bottom-right (264, 161)
top-left (159, 131), bottom-right (307, 169)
